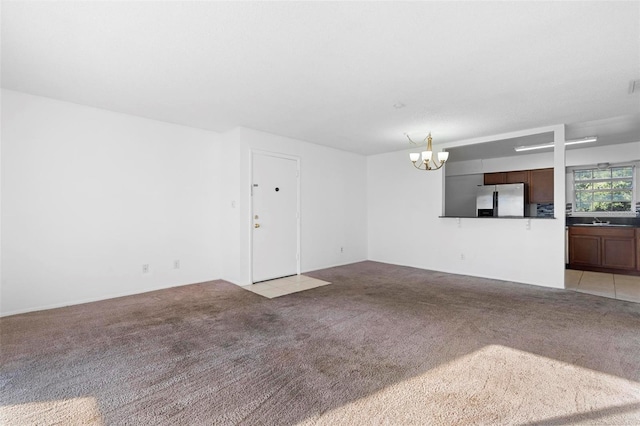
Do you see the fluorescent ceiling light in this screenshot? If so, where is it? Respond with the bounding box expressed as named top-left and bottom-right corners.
top-left (514, 136), bottom-right (597, 152)
top-left (513, 142), bottom-right (554, 152)
top-left (565, 136), bottom-right (598, 146)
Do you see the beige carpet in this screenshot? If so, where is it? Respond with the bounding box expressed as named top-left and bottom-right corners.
top-left (1, 261), bottom-right (639, 425)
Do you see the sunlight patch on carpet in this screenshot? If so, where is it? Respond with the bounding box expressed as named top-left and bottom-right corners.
top-left (0, 396), bottom-right (103, 425)
top-left (301, 344), bottom-right (640, 425)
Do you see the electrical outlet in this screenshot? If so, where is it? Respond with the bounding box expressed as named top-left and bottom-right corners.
top-left (174, 260), bottom-right (180, 269)
top-left (142, 264), bottom-right (150, 274)
top-left (340, 247), bottom-right (344, 253)
top-left (460, 254), bottom-right (465, 261)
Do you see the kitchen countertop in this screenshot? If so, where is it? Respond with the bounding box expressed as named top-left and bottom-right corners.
top-left (439, 216), bottom-right (556, 219)
top-left (566, 217), bottom-right (640, 228)
top-left (568, 223), bottom-right (638, 228)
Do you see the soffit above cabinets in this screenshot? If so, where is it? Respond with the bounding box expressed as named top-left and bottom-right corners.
top-left (446, 115), bottom-right (640, 163)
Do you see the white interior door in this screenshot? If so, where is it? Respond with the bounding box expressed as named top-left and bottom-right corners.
top-left (252, 152), bottom-right (299, 283)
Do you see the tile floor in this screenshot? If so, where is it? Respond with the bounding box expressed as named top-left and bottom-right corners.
top-left (565, 269), bottom-right (640, 303)
top-left (247, 270), bottom-right (640, 303)
top-left (245, 274), bottom-right (331, 299)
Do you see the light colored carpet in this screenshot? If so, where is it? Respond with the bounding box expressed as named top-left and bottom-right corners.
top-left (1, 261), bottom-right (639, 425)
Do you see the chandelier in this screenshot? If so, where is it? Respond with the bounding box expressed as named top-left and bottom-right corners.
top-left (407, 132), bottom-right (449, 171)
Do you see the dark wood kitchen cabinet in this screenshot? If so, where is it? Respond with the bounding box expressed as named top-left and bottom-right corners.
top-left (602, 235), bottom-right (636, 270)
top-left (529, 168), bottom-right (554, 203)
top-left (637, 229), bottom-right (640, 272)
top-left (484, 170), bottom-right (530, 185)
top-left (569, 232), bottom-right (600, 267)
top-left (506, 170), bottom-right (529, 184)
top-left (569, 226), bottom-right (637, 273)
top-left (484, 172), bottom-right (506, 185)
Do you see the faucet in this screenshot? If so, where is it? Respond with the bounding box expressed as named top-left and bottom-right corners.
top-left (593, 217), bottom-right (602, 223)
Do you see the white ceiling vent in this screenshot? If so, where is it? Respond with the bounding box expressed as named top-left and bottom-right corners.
top-left (629, 79), bottom-right (640, 94)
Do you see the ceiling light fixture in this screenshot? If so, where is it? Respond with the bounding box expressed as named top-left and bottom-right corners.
top-left (514, 136), bottom-right (597, 152)
top-left (407, 132), bottom-right (449, 171)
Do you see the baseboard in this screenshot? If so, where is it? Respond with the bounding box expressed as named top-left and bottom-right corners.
top-left (365, 258), bottom-right (565, 290)
top-left (222, 259), bottom-right (369, 287)
top-left (0, 278), bottom-right (221, 318)
top-left (302, 258), bottom-right (368, 276)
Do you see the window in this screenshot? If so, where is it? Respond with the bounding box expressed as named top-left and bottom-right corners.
top-left (573, 165), bottom-right (634, 213)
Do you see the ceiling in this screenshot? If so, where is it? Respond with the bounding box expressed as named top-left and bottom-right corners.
top-left (2, 1), bottom-right (639, 156)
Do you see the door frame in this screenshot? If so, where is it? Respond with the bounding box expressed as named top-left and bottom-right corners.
top-left (250, 149), bottom-right (301, 283)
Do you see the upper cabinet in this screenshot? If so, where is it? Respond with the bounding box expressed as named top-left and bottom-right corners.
top-left (484, 170), bottom-right (529, 185)
top-left (484, 172), bottom-right (506, 185)
top-left (529, 168), bottom-right (554, 203)
top-left (484, 170), bottom-right (531, 185)
top-left (506, 170), bottom-right (529, 184)
top-left (483, 167), bottom-right (554, 203)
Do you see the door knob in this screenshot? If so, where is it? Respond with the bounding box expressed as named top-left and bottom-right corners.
top-left (254, 223), bottom-right (260, 228)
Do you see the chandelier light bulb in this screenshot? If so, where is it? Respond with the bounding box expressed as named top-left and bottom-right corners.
top-left (438, 151), bottom-right (450, 162)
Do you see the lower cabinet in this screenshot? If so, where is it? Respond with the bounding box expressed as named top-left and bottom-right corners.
top-left (569, 234), bottom-right (600, 266)
top-left (602, 236), bottom-right (636, 270)
top-left (569, 226), bottom-right (637, 272)
top-left (638, 230), bottom-right (640, 271)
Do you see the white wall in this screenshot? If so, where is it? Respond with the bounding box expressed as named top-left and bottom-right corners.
top-left (220, 127), bottom-right (368, 285)
top-left (0, 90), bottom-right (3, 315)
top-left (10, 88), bottom-right (631, 313)
top-left (1, 91), bottom-right (368, 314)
top-left (1, 90), bottom-right (222, 315)
top-left (566, 141), bottom-right (640, 167)
top-left (368, 145), bottom-right (565, 289)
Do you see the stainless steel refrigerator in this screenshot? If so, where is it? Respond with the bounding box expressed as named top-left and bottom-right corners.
top-left (476, 183), bottom-right (526, 217)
